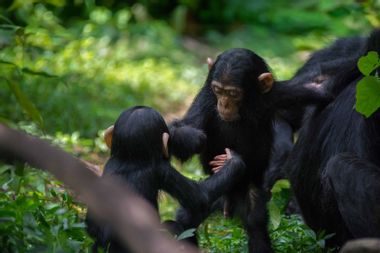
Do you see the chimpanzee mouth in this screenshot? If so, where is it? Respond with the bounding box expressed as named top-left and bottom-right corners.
top-left (219, 113), bottom-right (240, 122)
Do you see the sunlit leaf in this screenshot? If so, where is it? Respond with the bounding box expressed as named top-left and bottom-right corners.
top-left (356, 76), bottom-right (380, 117)
top-left (269, 201), bottom-right (282, 229)
top-left (357, 51), bottom-right (380, 76)
top-left (271, 179), bottom-right (290, 194)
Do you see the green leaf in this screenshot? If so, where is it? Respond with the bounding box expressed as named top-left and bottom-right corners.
top-left (355, 76), bottom-right (380, 117)
top-left (0, 59), bottom-right (18, 67)
top-left (357, 51), bottom-right (380, 76)
top-left (21, 68), bottom-right (59, 78)
top-left (177, 228), bottom-right (196, 240)
top-left (6, 79), bottom-right (44, 127)
top-left (0, 24), bottom-right (21, 30)
top-left (0, 15), bottom-right (14, 25)
top-left (269, 201), bottom-right (282, 229)
top-left (271, 179), bottom-right (290, 194)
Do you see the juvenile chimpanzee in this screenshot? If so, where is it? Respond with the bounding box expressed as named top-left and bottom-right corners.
top-left (86, 106), bottom-right (246, 253)
top-left (285, 30), bottom-right (380, 248)
top-left (169, 48), bottom-right (332, 253)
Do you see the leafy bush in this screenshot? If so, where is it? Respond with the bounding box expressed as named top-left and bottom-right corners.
top-left (0, 5), bottom-right (203, 137)
top-left (0, 164), bottom-right (92, 253)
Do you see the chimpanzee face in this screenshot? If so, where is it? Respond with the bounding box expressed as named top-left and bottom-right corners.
top-left (211, 80), bottom-right (243, 122)
top-left (208, 48), bottom-right (274, 122)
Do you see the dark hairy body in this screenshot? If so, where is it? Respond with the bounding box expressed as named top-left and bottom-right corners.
top-left (170, 48), bottom-right (332, 252)
top-left (265, 33), bottom-right (369, 192)
top-left (86, 106), bottom-right (246, 253)
top-left (285, 30), bottom-right (380, 248)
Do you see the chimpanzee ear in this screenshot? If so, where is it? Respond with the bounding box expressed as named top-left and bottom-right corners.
top-left (104, 125), bottom-right (114, 149)
top-left (207, 57), bottom-right (214, 70)
top-left (258, 72), bottom-right (274, 93)
top-left (162, 132), bottom-right (170, 158)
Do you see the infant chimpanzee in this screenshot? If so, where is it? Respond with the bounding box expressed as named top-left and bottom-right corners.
top-left (86, 106), bottom-right (245, 253)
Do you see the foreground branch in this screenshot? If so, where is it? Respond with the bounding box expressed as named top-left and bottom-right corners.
top-left (0, 124), bottom-right (198, 253)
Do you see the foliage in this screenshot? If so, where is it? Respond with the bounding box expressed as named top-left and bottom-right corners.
top-left (195, 179), bottom-right (334, 253)
top-left (270, 215), bottom-right (335, 253)
top-left (268, 180), bottom-right (334, 253)
top-left (356, 51), bottom-right (380, 117)
top-left (199, 215), bottom-right (248, 253)
top-left (0, 0), bottom-right (377, 252)
top-left (0, 5), bottom-right (202, 137)
top-left (268, 179), bottom-right (291, 230)
top-left (0, 164), bottom-right (92, 253)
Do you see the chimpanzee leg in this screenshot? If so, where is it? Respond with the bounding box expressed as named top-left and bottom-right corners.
top-left (324, 153), bottom-right (380, 238)
top-left (264, 114), bottom-right (293, 191)
top-left (240, 185), bottom-right (273, 253)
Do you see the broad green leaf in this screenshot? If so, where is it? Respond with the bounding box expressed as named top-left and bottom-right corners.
top-left (357, 51), bottom-right (380, 76)
top-left (177, 228), bottom-right (196, 240)
top-left (6, 79), bottom-right (44, 127)
top-left (269, 201), bottom-right (281, 229)
top-left (356, 76), bottom-right (380, 117)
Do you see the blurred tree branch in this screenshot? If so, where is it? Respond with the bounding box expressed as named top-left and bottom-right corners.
top-left (0, 124), bottom-right (198, 253)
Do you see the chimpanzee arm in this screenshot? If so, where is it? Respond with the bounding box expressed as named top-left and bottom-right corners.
top-left (270, 80), bottom-right (333, 109)
top-left (169, 86), bottom-right (215, 161)
top-left (323, 153), bottom-right (380, 238)
top-left (174, 151), bottom-right (246, 233)
top-left (201, 151), bottom-right (246, 203)
top-left (159, 162), bottom-right (208, 214)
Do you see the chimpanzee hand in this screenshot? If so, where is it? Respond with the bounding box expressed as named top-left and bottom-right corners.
top-left (169, 120), bottom-right (207, 162)
top-left (209, 148), bottom-right (232, 173)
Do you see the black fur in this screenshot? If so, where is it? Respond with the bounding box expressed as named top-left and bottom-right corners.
top-left (86, 106), bottom-right (246, 253)
top-left (170, 48), bottom-right (332, 253)
top-left (285, 29), bottom-right (380, 248)
top-left (265, 33), bottom-right (369, 192)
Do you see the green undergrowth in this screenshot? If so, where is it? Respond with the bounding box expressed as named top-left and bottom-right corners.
top-left (1, 1), bottom-right (376, 252)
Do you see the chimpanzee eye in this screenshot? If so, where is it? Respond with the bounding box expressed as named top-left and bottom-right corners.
top-left (212, 86), bottom-right (223, 95)
top-left (229, 90), bottom-right (237, 96)
top-left (228, 90), bottom-right (241, 98)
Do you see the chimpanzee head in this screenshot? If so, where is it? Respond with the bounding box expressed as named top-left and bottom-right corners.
top-left (207, 48), bottom-right (274, 122)
top-left (104, 106), bottom-right (170, 161)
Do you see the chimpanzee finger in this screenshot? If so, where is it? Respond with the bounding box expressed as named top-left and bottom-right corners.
top-left (212, 166), bottom-right (223, 173)
top-left (213, 154), bottom-right (227, 161)
top-left (209, 160), bottom-right (225, 167)
top-left (225, 148), bottom-right (232, 159)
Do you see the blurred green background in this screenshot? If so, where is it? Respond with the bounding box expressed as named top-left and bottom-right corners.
top-left (0, 0), bottom-right (378, 252)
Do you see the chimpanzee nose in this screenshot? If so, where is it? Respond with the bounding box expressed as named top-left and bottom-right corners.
top-left (219, 97), bottom-right (229, 108)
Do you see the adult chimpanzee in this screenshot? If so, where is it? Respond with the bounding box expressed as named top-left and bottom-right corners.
top-left (86, 106), bottom-right (246, 253)
top-left (285, 29), bottom-right (380, 248)
top-left (277, 34), bottom-right (368, 131)
top-left (169, 48), bottom-right (332, 253)
top-left (264, 32), bottom-right (372, 194)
